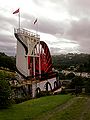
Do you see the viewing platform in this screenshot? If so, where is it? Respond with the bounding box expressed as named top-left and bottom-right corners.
top-left (14, 28), bottom-right (40, 39)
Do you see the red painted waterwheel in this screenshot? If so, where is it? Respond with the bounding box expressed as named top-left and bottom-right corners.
top-left (35, 41), bottom-right (53, 79)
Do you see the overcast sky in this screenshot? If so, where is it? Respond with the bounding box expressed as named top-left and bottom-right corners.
top-left (0, 0), bottom-right (90, 56)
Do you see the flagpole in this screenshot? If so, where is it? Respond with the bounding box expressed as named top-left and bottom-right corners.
top-left (37, 19), bottom-right (41, 78)
top-left (18, 8), bottom-right (20, 30)
top-left (33, 18), bottom-right (41, 78)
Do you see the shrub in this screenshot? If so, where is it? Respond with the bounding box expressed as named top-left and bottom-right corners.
top-left (0, 79), bottom-right (12, 109)
top-left (85, 78), bottom-right (90, 93)
top-left (69, 76), bottom-right (84, 89)
top-left (14, 95), bottom-right (31, 104)
top-left (36, 91), bottom-right (51, 98)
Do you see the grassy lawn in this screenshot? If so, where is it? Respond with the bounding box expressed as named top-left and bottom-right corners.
top-left (42, 96), bottom-right (90, 120)
top-left (0, 94), bottom-right (90, 120)
top-left (0, 94), bottom-right (72, 120)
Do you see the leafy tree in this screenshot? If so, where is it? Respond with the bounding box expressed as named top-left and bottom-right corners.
top-left (52, 53), bottom-right (90, 72)
top-left (85, 78), bottom-right (90, 93)
top-left (87, 55), bottom-right (90, 72)
top-left (0, 79), bottom-right (12, 109)
top-left (0, 52), bottom-right (16, 71)
top-left (69, 76), bottom-right (84, 89)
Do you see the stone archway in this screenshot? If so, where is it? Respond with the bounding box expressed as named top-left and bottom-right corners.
top-left (36, 87), bottom-right (41, 94)
top-left (58, 80), bottom-right (61, 87)
top-left (46, 82), bottom-right (52, 91)
top-left (54, 81), bottom-right (58, 89)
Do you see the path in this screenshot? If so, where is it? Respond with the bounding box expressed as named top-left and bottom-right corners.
top-left (80, 97), bottom-right (90, 120)
top-left (36, 96), bottom-right (90, 120)
top-left (37, 96), bottom-right (78, 120)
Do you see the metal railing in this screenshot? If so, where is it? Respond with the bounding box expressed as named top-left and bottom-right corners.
top-left (14, 28), bottom-right (40, 38)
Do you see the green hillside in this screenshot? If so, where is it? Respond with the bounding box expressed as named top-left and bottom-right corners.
top-left (0, 52), bottom-right (16, 71)
top-left (0, 94), bottom-right (71, 120)
top-left (0, 94), bottom-right (90, 120)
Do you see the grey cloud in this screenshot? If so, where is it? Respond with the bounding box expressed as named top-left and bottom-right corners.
top-left (21, 13), bottom-right (34, 22)
top-left (50, 47), bottom-right (62, 55)
top-left (66, 18), bottom-right (90, 41)
top-left (0, 34), bottom-right (16, 44)
top-left (67, 0), bottom-right (90, 18)
top-left (52, 40), bottom-right (77, 45)
top-left (33, 0), bottom-right (64, 6)
top-left (38, 19), bottom-right (64, 35)
top-left (0, 32), bottom-right (16, 56)
top-left (22, 14), bottom-right (66, 35)
top-left (22, 12), bottom-right (90, 54)
top-left (68, 0), bottom-right (90, 9)
top-left (0, 12), bottom-right (17, 55)
top-left (65, 18), bottom-right (90, 54)
top-left (50, 46), bottom-right (79, 55)
top-left (0, 13), bottom-right (18, 35)
top-left (1, 0), bottom-right (90, 55)
top-left (0, 43), bottom-right (16, 56)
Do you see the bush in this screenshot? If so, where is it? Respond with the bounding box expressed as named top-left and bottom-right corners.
top-left (36, 91), bottom-right (51, 98)
top-left (69, 76), bottom-right (84, 89)
top-left (14, 95), bottom-right (31, 104)
top-left (0, 79), bottom-right (12, 109)
top-left (85, 78), bottom-right (90, 93)
top-left (60, 88), bottom-right (68, 94)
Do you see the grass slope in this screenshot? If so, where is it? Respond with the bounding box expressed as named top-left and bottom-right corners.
top-left (0, 94), bottom-right (90, 120)
top-left (41, 96), bottom-right (90, 120)
top-left (0, 94), bottom-right (71, 120)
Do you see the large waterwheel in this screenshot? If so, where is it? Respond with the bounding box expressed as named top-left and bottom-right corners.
top-left (14, 28), bottom-right (56, 80)
top-left (28, 41), bottom-right (56, 80)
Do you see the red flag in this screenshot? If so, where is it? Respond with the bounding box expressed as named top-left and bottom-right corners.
top-left (34, 18), bottom-right (37, 24)
top-left (13, 8), bottom-right (19, 14)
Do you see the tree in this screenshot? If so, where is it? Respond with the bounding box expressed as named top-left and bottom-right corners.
top-left (69, 76), bottom-right (84, 89)
top-left (0, 52), bottom-right (16, 71)
top-left (0, 79), bottom-right (12, 109)
top-left (85, 78), bottom-right (90, 93)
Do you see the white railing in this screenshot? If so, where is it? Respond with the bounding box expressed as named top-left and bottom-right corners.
top-left (14, 28), bottom-right (40, 38)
